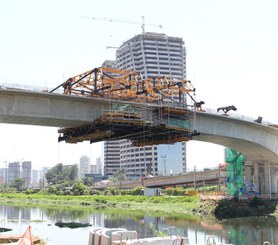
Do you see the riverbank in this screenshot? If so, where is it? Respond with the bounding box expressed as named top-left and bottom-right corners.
top-left (0, 193), bottom-right (215, 217)
top-left (1, 193), bottom-right (278, 220)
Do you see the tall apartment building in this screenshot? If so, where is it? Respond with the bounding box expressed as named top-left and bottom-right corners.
top-left (79, 155), bottom-right (91, 178)
top-left (7, 161), bottom-right (20, 183)
top-left (0, 168), bottom-right (8, 184)
top-left (116, 32), bottom-right (186, 79)
top-left (103, 140), bottom-right (121, 177)
top-left (95, 156), bottom-right (103, 174)
top-left (22, 161), bottom-right (32, 188)
top-left (103, 32), bottom-right (187, 179)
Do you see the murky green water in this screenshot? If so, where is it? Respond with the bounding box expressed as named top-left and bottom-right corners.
top-left (0, 205), bottom-right (277, 245)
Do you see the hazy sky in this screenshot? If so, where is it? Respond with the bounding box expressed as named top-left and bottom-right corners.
top-left (0, 0), bottom-right (277, 170)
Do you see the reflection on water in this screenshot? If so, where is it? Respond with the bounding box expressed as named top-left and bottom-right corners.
top-left (221, 216), bottom-right (278, 245)
top-left (0, 205), bottom-right (277, 245)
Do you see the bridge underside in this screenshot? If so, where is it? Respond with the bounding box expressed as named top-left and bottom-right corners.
top-left (194, 133), bottom-right (278, 163)
top-left (58, 107), bottom-right (199, 146)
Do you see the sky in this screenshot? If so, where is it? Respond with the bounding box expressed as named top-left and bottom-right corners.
top-left (0, 0), bottom-right (277, 170)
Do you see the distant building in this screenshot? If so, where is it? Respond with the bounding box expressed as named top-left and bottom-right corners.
top-left (79, 155), bottom-right (91, 178)
top-left (22, 161), bottom-right (32, 188)
top-left (0, 168), bottom-right (8, 184)
top-left (116, 32), bottom-right (186, 79)
top-left (90, 164), bottom-right (97, 174)
top-left (32, 169), bottom-right (43, 188)
top-left (102, 60), bottom-right (117, 68)
top-left (95, 156), bottom-right (103, 175)
top-left (104, 140), bottom-right (121, 177)
top-left (157, 142), bottom-right (186, 176)
top-left (7, 161), bottom-right (20, 183)
top-left (120, 140), bottom-right (157, 179)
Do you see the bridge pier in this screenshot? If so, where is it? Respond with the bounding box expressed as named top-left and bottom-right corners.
top-left (251, 161), bottom-right (278, 197)
top-left (270, 162), bottom-right (278, 195)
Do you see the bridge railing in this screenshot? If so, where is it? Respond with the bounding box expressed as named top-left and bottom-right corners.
top-left (200, 108), bottom-right (272, 127)
top-left (0, 82), bottom-right (64, 94)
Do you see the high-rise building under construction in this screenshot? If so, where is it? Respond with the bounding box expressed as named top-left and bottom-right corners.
top-left (103, 32), bottom-right (187, 179)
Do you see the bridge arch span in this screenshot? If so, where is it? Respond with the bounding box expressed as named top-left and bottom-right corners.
top-left (194, 111), bottom-right (278, 163)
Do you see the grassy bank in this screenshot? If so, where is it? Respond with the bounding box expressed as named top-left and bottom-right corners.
top-left (2, 193), bottom-right (278, 220)
top-left (0, 193), bottom-right (216, 217)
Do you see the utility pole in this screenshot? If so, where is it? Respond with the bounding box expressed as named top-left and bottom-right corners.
top-left (194, 165), bottom-right (196, 189)
top-left (161, 155), bottom-right (167, 176)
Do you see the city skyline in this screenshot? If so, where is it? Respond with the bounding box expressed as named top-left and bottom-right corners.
top-left (0, 0), bottom-right (277, 170)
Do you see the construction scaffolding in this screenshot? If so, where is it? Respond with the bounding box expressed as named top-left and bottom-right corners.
top-left (51, 67), bottom-right (199, 145)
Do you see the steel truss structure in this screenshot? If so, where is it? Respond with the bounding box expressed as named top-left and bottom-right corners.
top-left (51, 67), bottom-right (200, 145)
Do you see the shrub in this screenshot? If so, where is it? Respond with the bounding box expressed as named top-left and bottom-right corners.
top-left (249, 196), bottom-right (265, 207)
top-left (214, 199), bottom-right (255, 219)
top-left (132, 186), bottom-right (144, 195)
top-left (24, 189), bottom-right (37, 195)
top-left (47, 186), bottom-right (58, 195)
top-left (89, 189), bottom-right (101, 195)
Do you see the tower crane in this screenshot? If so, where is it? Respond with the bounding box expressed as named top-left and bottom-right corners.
top-left (81, 16), bottom-right (162, 33)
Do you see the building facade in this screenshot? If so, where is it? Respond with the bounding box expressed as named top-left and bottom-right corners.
top-left (116, 32), bottom-right (186, 79)
top-left (95, 156), bottom-right (103, 174)
top-left (103, 32), bottom-right (187, 179)
top-left (7, 161), bottom-right (21, 184)
top-left (103, 140), bottom-right (121, 177)
top-left (79, 155), bottom-right (91, 178)
top-left (22, 161), bottom-right (32, 188)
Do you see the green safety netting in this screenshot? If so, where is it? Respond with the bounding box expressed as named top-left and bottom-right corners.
top-left (226, 148), bottom-right (245, 196)
top-left (112, 103), bottom-right (137, 113)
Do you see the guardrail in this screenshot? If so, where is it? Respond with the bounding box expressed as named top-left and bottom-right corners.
top-left (0, 82), bottom-right (64, 94)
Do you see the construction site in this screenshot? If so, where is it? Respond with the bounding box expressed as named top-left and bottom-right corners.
top-left (51, 67), bottom-right (201, 146)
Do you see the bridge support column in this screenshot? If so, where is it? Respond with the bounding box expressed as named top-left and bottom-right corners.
top-left (270, 163), bottom-right (278, 196)
top-left (254, 161), bottom-right (278, 197)
top-left (244, 160), bottom-right (254, 183)
top-left (253, 162), bottom-right (266, 195)
top-left (265, 161), bottom-right (272, 197)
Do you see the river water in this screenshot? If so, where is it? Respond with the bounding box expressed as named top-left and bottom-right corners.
top-left (0, 205), bottom-right (277, 245)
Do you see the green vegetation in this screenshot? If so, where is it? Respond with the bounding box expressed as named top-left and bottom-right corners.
top-left (215, 197), bottom-right (278, 219)
top-left (45, 163), bottom-right (78, 185)
top-left (0, 192), bottom-right (208, 216)
top-left (3, 163), bottom-right (278, 220)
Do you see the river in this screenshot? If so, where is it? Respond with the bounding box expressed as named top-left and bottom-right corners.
top-left (0, 205), bottom-right (277, 245)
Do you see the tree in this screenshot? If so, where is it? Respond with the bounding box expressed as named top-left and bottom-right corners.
top-left (11, 178), bottom-right (25, 191)
top-left (45, 163), bottom-right (78, 185)
top-left (72, 180), bottom-right (89, 195)
top-left (115, 169), bottom-right (126, 189)
top-left (82, 177), bottom-right (94, 187)
top-left (115, 169), bottom-right (126, 182)
top-left (64, 164), bottom-right (78, 181)
top-left (45, 163), bottom-right (64, 185)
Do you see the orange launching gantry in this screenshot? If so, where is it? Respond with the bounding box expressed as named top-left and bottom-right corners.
top-left (50, 67), bottom-right (195, 103)
top-left (50, 67), bottom-right (200, 145)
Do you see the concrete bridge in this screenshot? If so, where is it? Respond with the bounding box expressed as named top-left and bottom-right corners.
top-left (1, 88), bottom-right (278, 195)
